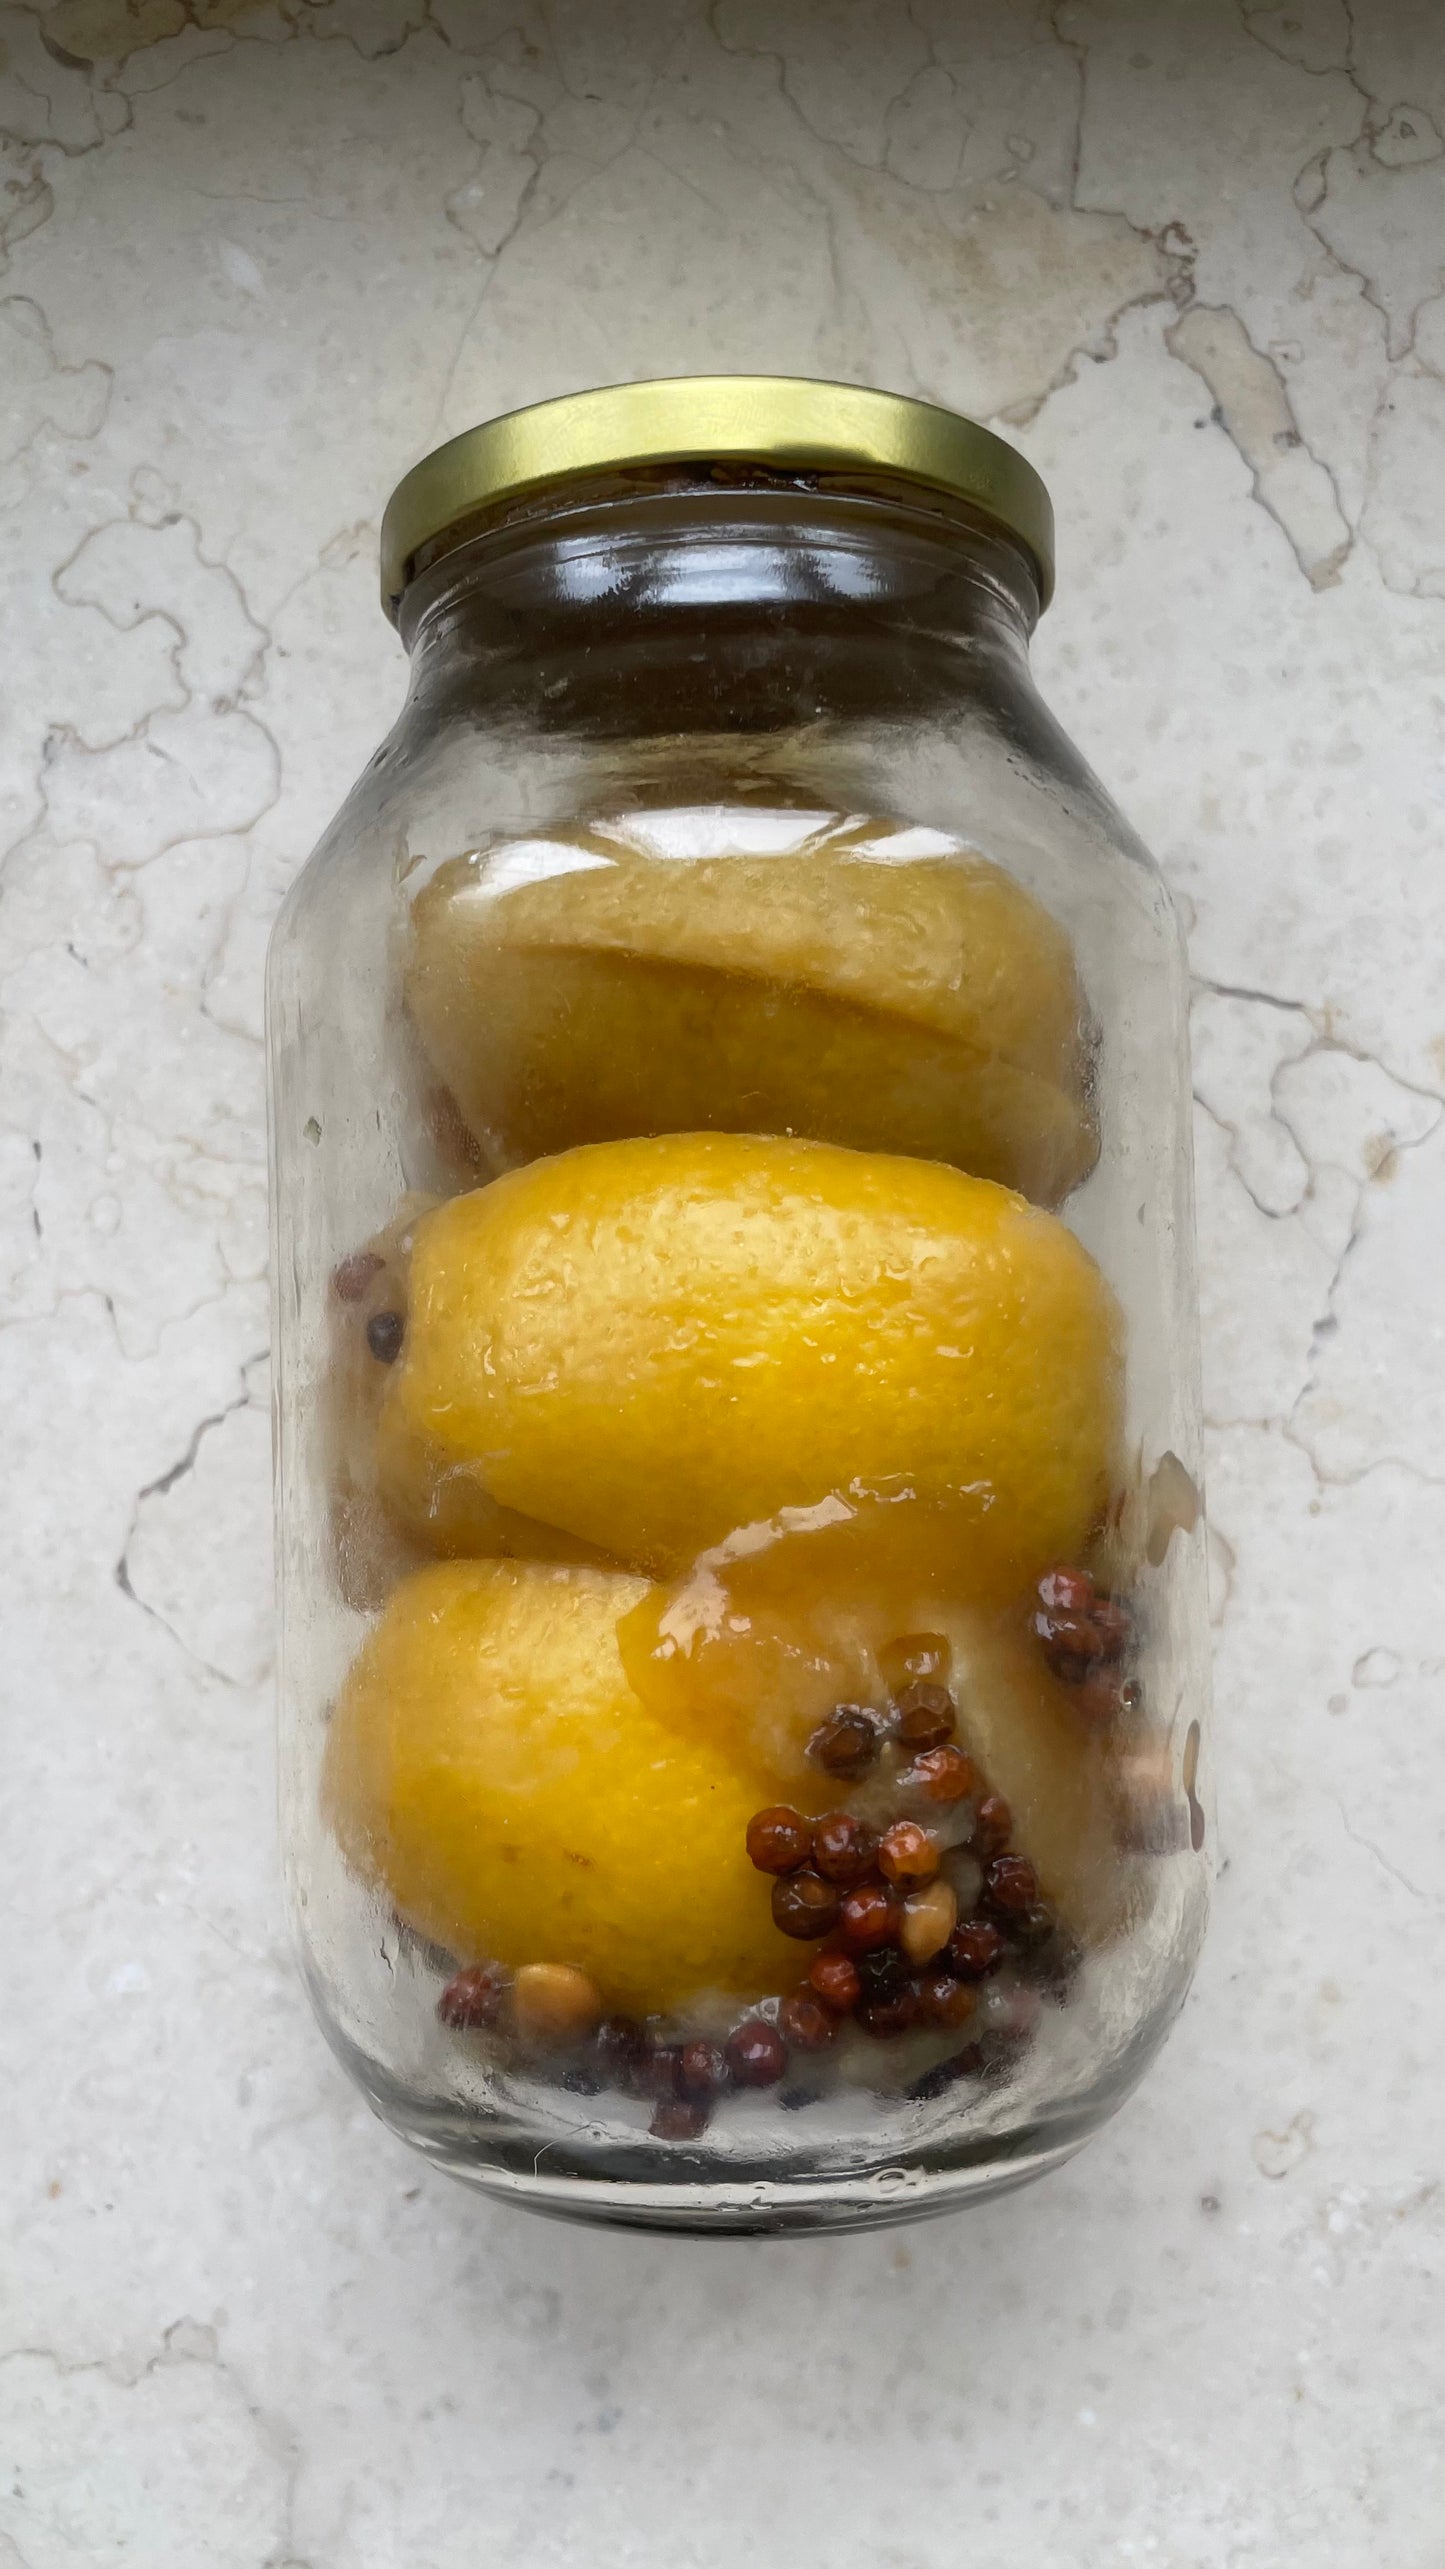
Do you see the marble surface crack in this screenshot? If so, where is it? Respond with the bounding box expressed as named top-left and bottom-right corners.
top-left (0, 2324), bottom-right (308, 2569)
top-left (1336, 1802), bottom-right (1433, 1908)
top-left (112, 1362), bottom-right (267, 1683)
top-left (1192, 974), bottom-right (1312, 1017)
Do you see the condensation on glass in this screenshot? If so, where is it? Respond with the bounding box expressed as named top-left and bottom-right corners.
top-left (266, 379), bottom-right (1210, 2235)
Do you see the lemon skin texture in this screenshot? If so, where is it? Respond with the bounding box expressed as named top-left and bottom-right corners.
top-left (379, 1132), bottom-right (1124, 1583)
top-left (405, 821), bottom-right (1096, 1204)
top-left (322, 1558), bottom-right (802, 2015)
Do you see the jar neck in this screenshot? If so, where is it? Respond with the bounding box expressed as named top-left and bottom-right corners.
top-left (396, 485), bottom-right (1042, 749)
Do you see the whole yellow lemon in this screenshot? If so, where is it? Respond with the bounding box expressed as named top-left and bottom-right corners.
top-left (405, 812), bottom-right (1096, 1205)
top-left (379, 1133), bottom-right (1124, 1581)
top-left (322, 1558), bottom-right (800, 2014)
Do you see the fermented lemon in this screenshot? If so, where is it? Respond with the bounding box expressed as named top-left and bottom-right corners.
top-left (378, 1132), bottom-right (1124, 1581)
top-left (405, 811), bottom-right (1096, 1204)
top-left (322, 1558), bottom-right (801, 2014)
top-left (620, 1521), bottom-right (1122, 1940)
top-left (322, 1199), bottom-right (609, 1598)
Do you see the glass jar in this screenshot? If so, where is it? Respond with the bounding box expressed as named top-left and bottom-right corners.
top-left (267, 377), bottom-right (1209, 2235)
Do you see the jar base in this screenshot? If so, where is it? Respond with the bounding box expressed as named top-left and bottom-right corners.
top-left (326, 2024), bottom-right (1128, 2239)
top-left (416, 2131), bottom-right (1092, 2237)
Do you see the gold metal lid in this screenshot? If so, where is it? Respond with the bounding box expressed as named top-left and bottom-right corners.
top-left (380, 376), bottom-right (1054, 621)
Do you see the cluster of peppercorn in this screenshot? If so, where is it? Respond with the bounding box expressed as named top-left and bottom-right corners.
top-left (433, 1954), bottom-right (835, 2143)
top-left (1031, 1563), bottom-right (1134, 1720)
top-left (1028, 1563), bottom-right (1188, 1853)
top-left (429, 1604), bottom-right (1122, 2146)
top-left (333, 1245), bottom-right (409, 1363)
top-left (735, 1652), bottom-right (1080, 2110)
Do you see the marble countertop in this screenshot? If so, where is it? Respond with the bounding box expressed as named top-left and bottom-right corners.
top-left (4, 2), bottom-right (1442, 2560)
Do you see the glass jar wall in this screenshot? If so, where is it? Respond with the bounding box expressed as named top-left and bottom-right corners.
top-left (267, 380), bottom-right (1209, 2234)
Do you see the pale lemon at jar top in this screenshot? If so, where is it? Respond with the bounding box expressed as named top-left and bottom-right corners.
top-left (269, 376), bottom-right (1209, 2230)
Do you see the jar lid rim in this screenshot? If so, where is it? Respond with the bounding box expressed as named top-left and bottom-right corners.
top-left (379, 375), bottom-right (1054, 622)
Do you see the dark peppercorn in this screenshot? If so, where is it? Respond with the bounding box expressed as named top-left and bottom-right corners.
top-left (746, 1806), bottom-right (814, 1874)
top-left (1008, 1900), bottom-right (1058, 1952)
top-left (811, 1811), bottom-right (879, 1885)
top-left (679, 2039), bottom-right (730, 2099)
top-left (837, 1881), bottom-right (903, 1953)
top-left (857, 1993), bottom-right (918, 2039)
top-left (903, 1745), bottom-right (979, 1805)
top-left (332, 1249), bottom-right (385, 1303)
top-left (771, 1869), bottom-right (842, 1939)
top-left (366, 1308), bottom-right (405, 1364)
top-left (779, 1992), bottom-right (840, 2051)
top-left (946, 1919), bottom-right (1007, 1979)
top-left (650, 2097), bottom-right (710, 2141)
top-left (807, 1705), bottom-right (881, 1779)
top-left (984, 1852), bottom-right (1039, 1916)
top-left (893, 1680), bottom-right (957, 1752)
top-left (1033, 1565), bottom-right (1131, 1675)
top-left (915, 1969), bottom-right (979, 2030)
top-left (1045, 1646), bottom-right (1096, 1685)
top-left (973, 1791), bottom-right (1012, 1856)
top-left (808, 1950), bottom-right (862, 2012)
top-left (436, 1961), bottom-right (511, 2030)
top-left (726, 2018), bottom-right (788, 2088)
top-left (856, 1945), bottom-right (910, 2007)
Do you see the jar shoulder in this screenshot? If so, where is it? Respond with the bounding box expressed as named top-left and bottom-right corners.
top-left (272, 655), bottom-right (1181, 967)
